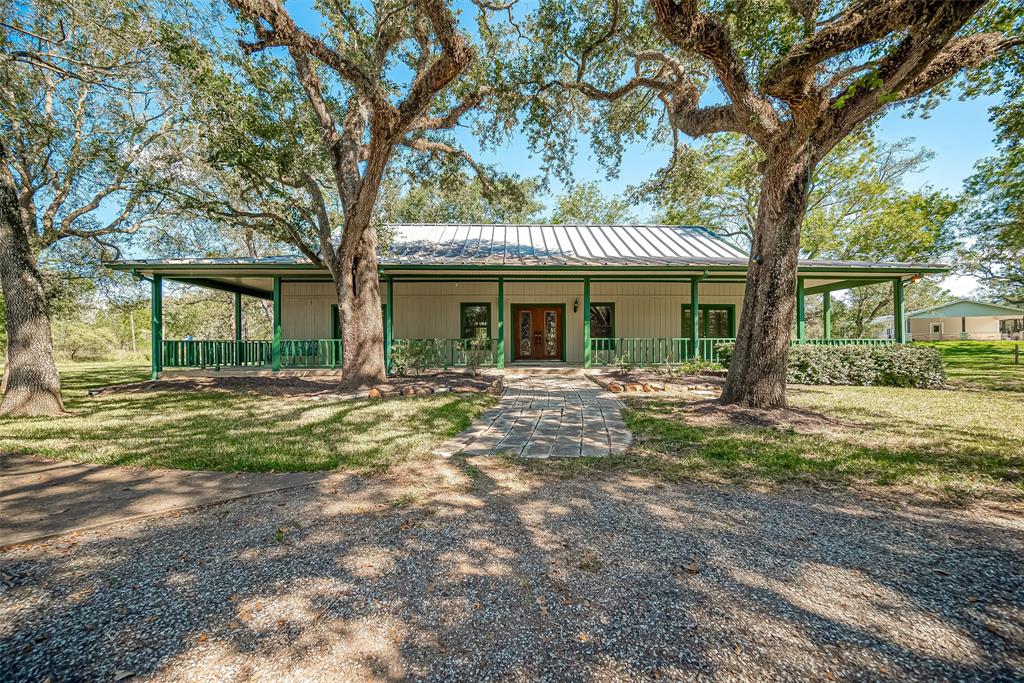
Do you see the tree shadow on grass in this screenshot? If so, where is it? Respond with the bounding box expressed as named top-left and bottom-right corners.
top-left (1, 458), bottom-right (1021, 681)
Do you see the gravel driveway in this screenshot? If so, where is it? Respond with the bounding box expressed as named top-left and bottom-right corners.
top-left (2, 459), bottom-right (1022, 682)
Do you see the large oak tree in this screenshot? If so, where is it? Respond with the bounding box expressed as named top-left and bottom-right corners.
top-left (524, 0), bottom-right (1023, 408)
top-left (1, 0), bottom-right (182, 415)
top-left (223, 0), bottom-right (509, 388)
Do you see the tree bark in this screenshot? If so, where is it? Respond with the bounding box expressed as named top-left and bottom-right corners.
top-left (0, 157), bottom-right (66, 417)
top-left (721, 146), bottom-right (814, 409)
top-left (333, 222), bottom-right (386, 388)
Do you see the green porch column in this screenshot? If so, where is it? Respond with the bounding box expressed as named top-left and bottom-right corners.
top-left (893, 278), bottom-right (906, 343)
top-left (796, 277), bottom-right (806, 342)
top-left (689, 277), bottom-right (699, 359)
top-left (822, 292), bottom-right (832, 340)
top-left (272, 276), bottom-right (282, 371)
top-left (234, 292), bottom-right (242, 365)
top-left (496, 277), bottom-right (505, 369)
top-left (385, 276), bottom-right (394, 373)
top-left (583, 277), bottom-right (591, 369)
top-left (150, 275), bottom-right (162, 380)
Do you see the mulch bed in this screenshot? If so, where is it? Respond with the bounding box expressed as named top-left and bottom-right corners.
top-left (89, 373), bottom-right (502, 401)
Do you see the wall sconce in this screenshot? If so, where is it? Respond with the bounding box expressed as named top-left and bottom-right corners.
top-left (910, 274), bottom-right (922, 284)
top-left (573, 298), bottom-right (579, 313)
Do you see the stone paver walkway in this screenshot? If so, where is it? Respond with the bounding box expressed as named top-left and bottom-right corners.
top-left (433, 376), bottom-right (631, 458)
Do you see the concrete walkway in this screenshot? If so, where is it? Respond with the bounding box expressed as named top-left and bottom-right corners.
top-left (0, 453), bottom-right (325, 548)
top-left (434, 375), bottom-right (632, 458)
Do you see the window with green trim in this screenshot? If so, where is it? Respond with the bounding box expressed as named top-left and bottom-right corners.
top-left (460, 303), bottom-right (491, 339)
top-left (681, 304), bottom-right (736, 338)
top-left (590, 303), bottom-right (615, 339)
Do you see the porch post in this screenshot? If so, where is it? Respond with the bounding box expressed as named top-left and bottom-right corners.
top-left (583, 277), bottom-right (591, 369)
top-left (689, 277), bottom-right (699, 359)
top-left (893, 278), bottom-right (906, 343)
top-left (150, 275), bottom-right (162, 380)
top-left (796, 277), bottom-right (806, 342)
top-left (385, 276), bottom-right (394, 373)
top-left (822, 292), bottom-right (832, 340)
top-left (496, 277), bottom-right (505, 369)
top-left (234, 292), bottom-right (242, 366)
top-left (272, 276), bottom-right (282, 371)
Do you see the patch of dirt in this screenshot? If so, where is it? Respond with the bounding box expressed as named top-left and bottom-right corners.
top-left (678, 397), bottom-right (853, 432)
top-left (90, 373), bottom-right (500, 400)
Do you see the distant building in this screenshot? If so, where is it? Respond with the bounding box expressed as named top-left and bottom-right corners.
top-left (876, 299), bottom-right (1024, 341)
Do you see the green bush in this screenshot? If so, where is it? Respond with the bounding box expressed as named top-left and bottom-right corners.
top-left (713, 342), bottom-right (946, 389)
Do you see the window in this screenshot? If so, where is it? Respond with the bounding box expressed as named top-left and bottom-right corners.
top-left (590, 303), bottom-right (615, 339)
top-left (460, 303), bottom-right (491, 339)
top-left (681, 304), bottom-right (736, 338)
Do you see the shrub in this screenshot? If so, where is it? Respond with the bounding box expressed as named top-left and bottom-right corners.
top-left (53, 320), bottom-right (118, 361)
top-left (712, 342), bottom-right (946, 389)
top-left (390, 340), bottom-right (438, 376)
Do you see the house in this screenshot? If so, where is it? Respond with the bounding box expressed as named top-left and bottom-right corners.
top-left (877, 299), bottom-right (1024, 341)
top-left (109, 224), bottom-right (949, 379)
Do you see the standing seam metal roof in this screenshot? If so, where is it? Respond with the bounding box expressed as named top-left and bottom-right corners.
top-left (382, 223), bottom-right (746, 266)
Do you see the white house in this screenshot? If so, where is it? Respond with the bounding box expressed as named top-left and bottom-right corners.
top-left (879, 299), bottom-right (1024, 341)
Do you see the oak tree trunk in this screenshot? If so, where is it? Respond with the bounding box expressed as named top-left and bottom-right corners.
top-left (0, 160), bottom-right (66, 417)
top-left (720, 148), bottom-right (814, 409)
top-left (335, 220), bottom-right (386, 389)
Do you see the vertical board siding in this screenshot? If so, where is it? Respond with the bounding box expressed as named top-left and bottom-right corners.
top-left (280, 280), bottom-right (748, 363)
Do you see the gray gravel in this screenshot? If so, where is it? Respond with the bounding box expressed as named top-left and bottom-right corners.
top-left (2, 461), bottom-right (1022, 682)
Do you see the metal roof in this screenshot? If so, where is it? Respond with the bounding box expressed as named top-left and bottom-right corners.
top-left (107, 224), bottom-right (950, 273)
top-left (381, 223), bottom-right (746, 266)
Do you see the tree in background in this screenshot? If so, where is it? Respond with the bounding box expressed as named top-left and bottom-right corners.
top-left (206, 0), bottom-right (517, 389)
top-left (1, 0), bottom-right (184, 415)
top-left (959, 59), bottom-right (1024, 305)
top-left (549, 181), bottom-right (634, 224)
top-left (522, 0), bottom-right (1022, 408)
top-left (381, 170), bottom-right (544, 225)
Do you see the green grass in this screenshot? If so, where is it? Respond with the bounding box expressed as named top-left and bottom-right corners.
top-left (519, 384), bottom-right (1023, 500)
top-left (915, 340), bottom-right (1024, 392)
top-left (0, 362), bottom-right (494, 473)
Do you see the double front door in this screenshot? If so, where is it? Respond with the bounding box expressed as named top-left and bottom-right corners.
top-left (513, 305), bottom-right (563, 361)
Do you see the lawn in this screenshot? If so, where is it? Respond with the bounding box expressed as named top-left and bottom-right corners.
top-left (0, 362), bottom-right (494, 473)
top-left (915, 340), bottom-right (1024, 392)
top-left (516, 376), bottom-right (1023, 500)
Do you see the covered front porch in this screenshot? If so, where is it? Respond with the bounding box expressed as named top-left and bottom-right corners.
top-left (123, 262), bottom-right (931, 379)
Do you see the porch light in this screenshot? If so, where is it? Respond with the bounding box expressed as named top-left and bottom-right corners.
top-left (573, 298), bottom-right (579, 313)
top-left (910, 274), bottom-right (922, 284)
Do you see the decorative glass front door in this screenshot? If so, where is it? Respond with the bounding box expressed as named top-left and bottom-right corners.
top-left (512, 305), bottom-right (563, 361)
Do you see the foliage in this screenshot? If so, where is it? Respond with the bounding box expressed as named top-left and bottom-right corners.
top-left (715, 342), bottom-right (946, 389)
top-left (1, 0), bottom-right (188, 261)
top-left (389, 340), bottom-right (439, 377)
top-left (51, 320), bottom-right (119, 361)
top-left (463, 336), bottom-right (493, 376)
top-left (381, 171), bottom-right (544, 226)
top-left (656, 357), bottom-right (723, 379)
top-left (549, 181), bottom-right (634, 224)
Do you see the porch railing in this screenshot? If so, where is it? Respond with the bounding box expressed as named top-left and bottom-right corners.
top-left (391, 338), bottom-right (498, 369)
top-left (281, 339), bottom-right (344, 368)
top-left (162, 339), bottom-right (271, 369)
top-left (590, 336), bottom-right (895, 367)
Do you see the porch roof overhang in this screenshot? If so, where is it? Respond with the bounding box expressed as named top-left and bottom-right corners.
top-left (107, 257), bottom-right (949, 299)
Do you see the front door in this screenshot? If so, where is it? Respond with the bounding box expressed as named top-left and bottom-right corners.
top-left (930, 322), bottom-right (943, 340)
top-left (513, 305), bottom-right (563, 361)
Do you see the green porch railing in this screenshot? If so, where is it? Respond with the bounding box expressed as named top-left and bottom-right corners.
top-left (162, 339), bottom-right (271, 369)
top-left (591, 338), bottom-right (693, 366)
top-left (281, 339), bottom-right (344, 368)
top-left (391, 338), bottom-right (499, 369)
